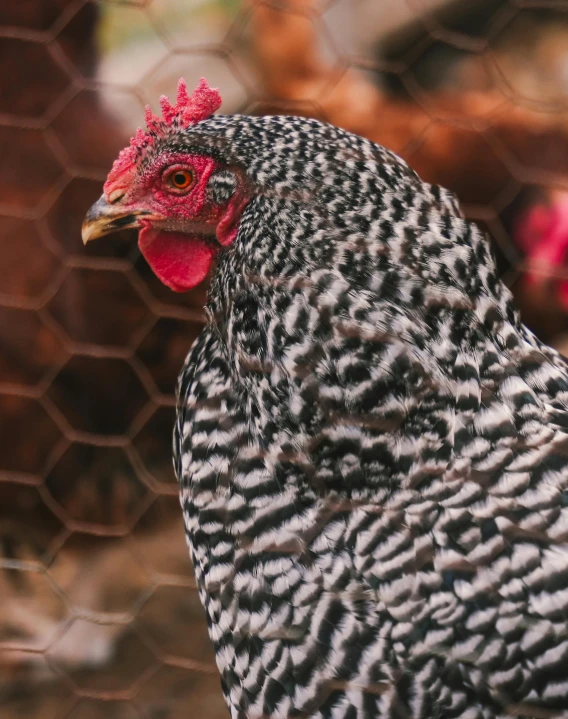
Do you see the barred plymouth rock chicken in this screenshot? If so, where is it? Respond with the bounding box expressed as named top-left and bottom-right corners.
top-left (82, 79), bottom-right (568, 719)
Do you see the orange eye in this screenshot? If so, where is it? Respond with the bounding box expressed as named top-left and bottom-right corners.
top-left (165, 168), bottom-right (194, 192)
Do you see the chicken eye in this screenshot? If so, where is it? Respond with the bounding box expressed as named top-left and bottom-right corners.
top-left (165, 168), bottom-right (194, 192)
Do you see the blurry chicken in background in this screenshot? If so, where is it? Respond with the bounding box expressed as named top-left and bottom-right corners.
top-left (251, 0), bottom-right (568, 348)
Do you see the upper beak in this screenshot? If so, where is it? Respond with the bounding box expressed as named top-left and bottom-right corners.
top-left (81, 195), bottom-right (154, 245)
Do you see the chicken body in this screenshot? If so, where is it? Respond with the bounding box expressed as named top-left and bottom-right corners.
top-left (171, 115), bottom-right (568, 718)
top-left (83, 94), bottom-right (568, 718)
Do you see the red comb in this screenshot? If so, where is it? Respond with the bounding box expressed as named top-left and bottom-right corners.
top-left (104, 78), bottom-right (222, 194)
top-left (144, 77), bottom-right (222, 136)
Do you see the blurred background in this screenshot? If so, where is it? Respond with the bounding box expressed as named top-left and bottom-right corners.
top-left (2, 0), bottom-right (568, 717)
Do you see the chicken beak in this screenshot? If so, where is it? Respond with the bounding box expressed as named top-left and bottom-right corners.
top-left (81, 195), bottom-right (153, 244)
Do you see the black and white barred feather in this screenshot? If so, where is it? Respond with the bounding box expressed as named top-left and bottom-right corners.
top-left (173, 114), bottom-right (568, 718)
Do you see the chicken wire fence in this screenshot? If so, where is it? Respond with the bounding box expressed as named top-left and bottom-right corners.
top-left (1, 0), bottom-right (568, 717)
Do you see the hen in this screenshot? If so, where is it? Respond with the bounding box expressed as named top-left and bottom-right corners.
top-left (83, 79), bottom-right (568, 719)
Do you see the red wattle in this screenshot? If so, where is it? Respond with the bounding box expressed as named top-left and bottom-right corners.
top-left (138, 225), bottom-right (216, 292)
top-left (216, 195), bottom-right (250, 247)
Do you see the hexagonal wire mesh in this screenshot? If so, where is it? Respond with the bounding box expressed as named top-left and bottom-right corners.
top-left (1, 0), bottom-right (568, 717)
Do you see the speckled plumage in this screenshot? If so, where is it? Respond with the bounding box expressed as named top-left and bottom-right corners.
top-left (173, 114), bottom-right (568, 718)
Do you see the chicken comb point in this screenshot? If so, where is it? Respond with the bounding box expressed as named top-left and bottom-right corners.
top-left (159, 95), bottom-right (176, 124)
top-left (177, 77), bottom-right (190, 106)
top-left (144, 105), bottom-right (161, 134)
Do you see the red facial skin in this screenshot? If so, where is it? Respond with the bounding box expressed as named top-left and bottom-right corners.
top-left (104, 151), bottom-right (248, 292)
top-left (516, 192), bottom-right (568, 309)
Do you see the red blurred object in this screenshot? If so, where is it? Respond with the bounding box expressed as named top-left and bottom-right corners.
top-left (516, 192), bottom-right (568, 309)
